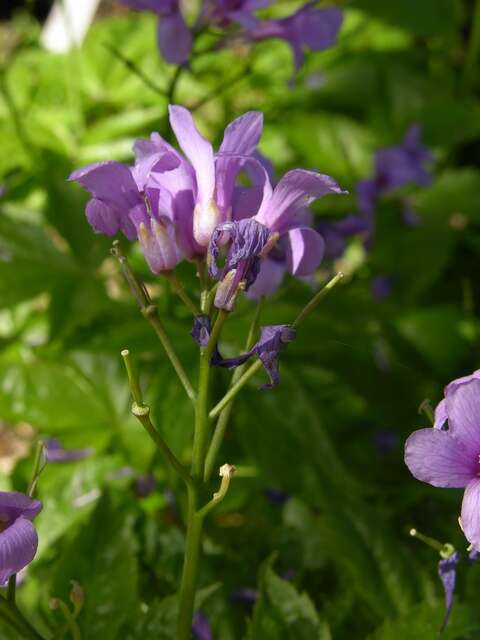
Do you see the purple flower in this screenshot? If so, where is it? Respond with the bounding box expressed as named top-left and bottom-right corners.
top-left (317, 214), bottom-right (369, 259)
top-left (215, 324), bottom-right (296, 389)
top-left (264, 487), bottom-right (290, 506)
top-left (405, 370), bottom-right (480, 551)
top-left (358, 125), bottom-right (432, 216)
top-left (45, 439), bottom-right (93, 463)
top-left (134, 473), bottom-right (156, 498)
top-left (244, 3), bottom-right (343, 71)
top-left (208, 219), bottom-right (271, 309)
top-left (248, 169), bottom-right (346, 297)
top-left (0, 492), bottom-right (42, 585)
top-left (231, 587), bottom-right (258, 606)
top-left (121, 1), bottom-right (192, 64)
top-left (438, 551), bottom-right (460, 630)
top-left (371, 274), bottom-right (394, 302)
top-left (191, 316), bottom-right (295, 388)
top-left (192, 611), bottom-right (212, 640)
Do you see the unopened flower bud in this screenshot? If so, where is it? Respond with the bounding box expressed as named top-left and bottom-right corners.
top-left (70, 580), bottom-right (84, 613)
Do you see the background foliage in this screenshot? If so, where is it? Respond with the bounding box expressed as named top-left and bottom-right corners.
top-left (1, 0), bottom-right (480, 638)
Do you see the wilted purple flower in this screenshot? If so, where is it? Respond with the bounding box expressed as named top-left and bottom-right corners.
top-left (438, 551), bottom-right (460, 630)
top-left (264, 487), bottom-right (290, 506)
top-left (405, 370), bottom-right (480, 551)
top-left (243, 3), bottom-right (343, 71)
top-left (215, 324), bottom-right (296, 388)
top-left (192, 611), bottom-right (212, 640)
top-left (45, 439), bottom-right (93, 463)
top-left (231, 587), bottom-right (258, 606)
top-left (121, 1), bottom-right (192, 64)
top-left (208, 219), bottom-right (271, 309)
top-left (191, 317), bottom-right (295, 388)
top-left (248, 169), bottom-right (346, 297)
top-left (0, 492), bottom-right (42, 584)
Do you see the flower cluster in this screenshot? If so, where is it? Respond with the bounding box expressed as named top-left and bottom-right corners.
top-left (70, 105), bottom-right (345, 303)
top-left (405, 370), bottom-right (480, 551)
top-left (121, 1), bottom-right (343, 70)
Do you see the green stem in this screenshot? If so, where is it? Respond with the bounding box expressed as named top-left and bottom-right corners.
top-left (121, 350), bottom-right (194, 490)
top-left (191, 311), bottom-right (228, 479)
top-left (292, 272), bottom-right (344, 328)
top-left (463, 0), bottom-right (480, 91)
top-left (164, 271), bottom-right (201, 316)
top-left (141, 305), bottom-right (196, 403)
top-left (6, 577), bottom-right (15, 604)
top-left (0, 597), bottom-right (46, 640)
top-left (204, 300), bottom-right (262, 481)
top-left (111, 242), bottom-right (196, 403)
top-left (28, 441), bottom-right (46, 498)
top-left (104, 43), bottom-right (167, 97)
top-left (208, 360), bottom-right (262, 422)
top-left (197, 464), bottom-right (235, 519)
top-left (176, 487), bottom-right (203, 640)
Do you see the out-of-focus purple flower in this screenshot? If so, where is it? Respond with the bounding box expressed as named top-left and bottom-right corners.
top-left (121, 1), bottom-right (192, 64)
top-left (357, 125), bottom-right (432, 217)
top-left (0, 492), bottom-right (42, 585)
top-left (371, 274), bottom-right (394, 302)
top-left (405, 370), bottom-right (480, 550)
top-left (192, 611), bottom-right (212, 640)
top-left (317, 214), bottom-right (369, 259)
top-left (373, 430), bottom-right (398, 455)
top-left (468, 548), bottom-right (479, 564)
top-left (134, 473), bottom-right (156, 498)
top-left (191, 315), bottom-right (213, 348)
top-left (208, 219), bottom-right (271, 309)
top-left (402, 201), bottom-right (422, 227)
top-left (45, 439), bottom-right (93, 463)
top-left (264, 487), bottom-right (290, 506)
top-left (231, 587), bottom-right (258, 606)
top-left (248, 169), bottom-right (346, 297)
top-left (244, 3), bottom-right (343, 71)
top-left (438, 551), bottom-right (460, 630)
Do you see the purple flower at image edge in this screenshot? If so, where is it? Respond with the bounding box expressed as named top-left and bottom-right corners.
top-left (404, 370), bottom-right (480, 551)
top-left (0, 492), bottom-right (42, 584)
top-left (192, 611), bottom-right (212, 640)
top-left (45, 438), bottom-right (93, 463)
top-left (244, 3), bottom-right (343, 71)
top-left (231, 587), bottom-right (258, 607)
top-left (121, 0), bottom-right (192, 64)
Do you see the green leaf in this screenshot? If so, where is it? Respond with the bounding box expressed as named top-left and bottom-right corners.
top-left (0, 213), bottom-right (76, 307)
top-left (51, 492), bottom-right (139, 640)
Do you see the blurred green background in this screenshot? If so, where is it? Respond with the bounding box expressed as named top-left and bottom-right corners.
top-left (1, 1), bottom-right (480, 638)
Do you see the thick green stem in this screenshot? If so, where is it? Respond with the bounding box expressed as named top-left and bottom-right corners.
top-left (209, 360), bottom-right (262, 421)
top-left (176, 487), bottom-right (203, 640)
top-left (191, 311), bottom-right (228, 479)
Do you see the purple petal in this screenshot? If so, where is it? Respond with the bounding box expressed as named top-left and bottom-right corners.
top-left (438, 551), bottom-right (460, 631)
top-left (255, 169), bottom-right (346, 233)
top-left (296, 7), bottom-right (343, 52)
top-left (191, 315), bottom-right (212, 348)
top-left (0, 517), bottom-right (39, 585)
top-left (45, 439), bottom-right (93, 463)
top-left (85, 199), bottom-right (123, 237)
top-left (254, 324), bottom-right (296, 389)
top-left (192, 611), bottom-right (212, 640)
top-left (216, 111), bottom-right (263, 217)
top-left (356, 179), bottom-right (378, 216)
top-left (461, 478), bottom-right (480, 550)
top-left (68, 161), bottom-right (139, 210)
top-left (130, 205), bottom-right (181, 273)
top-left (445, 377), bottom-right (480, 451)
top-left (434, 399), bottom-right (448, 430)
top-left (232, 186), bottom-right (264, 220)
top-left (157, 13), bottom-right (192, 64)
top-left (246, 258), bottom-right (286, 298)
top-left (0, 492), bottom-right (42, 522)
top-left (168, 105), bottom-right (215, 208)
top-left (404, 428), bottom-right (476, 488)
top-left (284, 227), bottom-right (324, 276)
